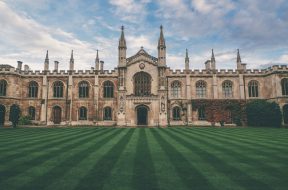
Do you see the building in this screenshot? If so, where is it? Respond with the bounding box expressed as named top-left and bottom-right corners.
top-left (0, 26), bottom-right (288, 127)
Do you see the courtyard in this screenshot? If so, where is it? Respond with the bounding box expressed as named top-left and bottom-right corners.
top-left (0, 127), bottom-right (287, 190)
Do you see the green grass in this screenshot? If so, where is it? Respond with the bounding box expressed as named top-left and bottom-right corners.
top-left (0, 127), bottom-right (287, 190)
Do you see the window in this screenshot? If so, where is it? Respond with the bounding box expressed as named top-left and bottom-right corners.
top-left (222, 80), bottom-right (233, 98)
top-left (172, 106), bottom-right (181, 120)
top-left (281, 78), bottom-right (288, 96)
top-left (103, 81), bottom-right (114, 98)
top-left (198, 107), bottom-right (206, 120)
top-left (134, 72), bottom-right (151, 96)
top-left (196, 80), bottom-right (206, 98)
top-left (53, 81), bottom-right (64, 98)
top-left (28, 106), bottom-right (36, 120)
top-left (28, 81), bottom-right (38, 98)
top-left (103, 107), bottom-right (112, 120)
top-left (248, 80), bottom-right (259, 97)
top-left (171, 81), bottom-right (181, 98)
top-left (0, 80), bottom-right (7, 96)
top-left (79, 107), bottom-right (87, 120)
top-left (79, 81), bottom-right (89, 98)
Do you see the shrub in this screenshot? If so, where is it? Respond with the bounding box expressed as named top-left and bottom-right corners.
top-left (9, 104), bottom-right (21, 128)
top-left (18, 115), bottom-right (32, 125)
top-left (246, 100), bottom-right (282, 127)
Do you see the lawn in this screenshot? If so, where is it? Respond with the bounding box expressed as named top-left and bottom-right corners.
top-left (0, 127), bottom-right (287, 190)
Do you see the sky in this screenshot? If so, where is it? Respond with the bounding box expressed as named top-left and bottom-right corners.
top-left (0, 0), bottom-right (288, 71)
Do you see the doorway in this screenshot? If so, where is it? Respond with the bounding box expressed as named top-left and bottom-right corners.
top-left (0, 105), bottom-right (5, 127)
top-left (53, 106), bottom-right (61, 124)
top-left (137, 106), bottom-right (148, 125)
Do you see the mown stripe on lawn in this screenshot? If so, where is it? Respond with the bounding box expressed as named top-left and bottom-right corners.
top-left (74, 129), bottom-right (134, 190)
top-left (132, 129), bottom-right (158, 190)
top-left (14, 128), bottom-right (120, 190)
top-left (0, 128), bottom-right (108, 183)
top-left (169, 128), bottom-right (276, 190)
top-left (0, 128), bottom-right (95, 165)
top-left (151, 128), bottom-right (215, 190)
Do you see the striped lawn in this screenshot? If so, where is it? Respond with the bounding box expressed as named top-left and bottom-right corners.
top-left (0, 127), bottom-right (287, 190)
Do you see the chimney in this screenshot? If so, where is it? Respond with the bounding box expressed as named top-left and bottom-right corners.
top-left (24, 65), bottom-right (30, 72)
top-left (17, 61), bottom-right (23, 70)
top-left (100, 61), bottom-right (104, 71)
top-left (205, 60), bottom-right (211, 70)
top-left (54, 61), bottom-right (59, 72)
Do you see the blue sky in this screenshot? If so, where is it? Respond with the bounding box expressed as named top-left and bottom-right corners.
top-left (0, 0), bottom-right (287, 70)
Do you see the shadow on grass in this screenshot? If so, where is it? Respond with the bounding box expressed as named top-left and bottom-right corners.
top-left (74, 129), bottom-right (134, 190)
top-left (0, 128), bottom-right (110, 183)
top-left (151, 129), bottom-right (214, 190)
top-left (18, 128), bottom-right (122, 190)
top-left (164, 129), bottom-right (273, 190)
top-left (132, 129), bottom-right (158, 190)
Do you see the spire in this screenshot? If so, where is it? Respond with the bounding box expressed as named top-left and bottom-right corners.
top-left (69, 50), bottom-right (74, 70)
top-left (158, 25), bottom-right (166, 48)
top-left (237, 49), bottom-right (241, 63)
top-left (44, 50), bottom-right (49, 70)
top-left (185, 49), bottom-right (189, 70)
top-left (211, 49), bottom-right (216, 70)
top-left (119, 26), bottom-right (126, 49)
top-left (95, 50), bottom-right (100, 70)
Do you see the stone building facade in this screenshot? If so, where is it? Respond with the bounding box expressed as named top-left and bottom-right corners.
top-left (1, 26), bottom-right (288, 127)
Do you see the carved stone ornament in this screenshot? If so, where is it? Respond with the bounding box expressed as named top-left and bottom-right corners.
top-left (139, 62), bottom-right (145, 70)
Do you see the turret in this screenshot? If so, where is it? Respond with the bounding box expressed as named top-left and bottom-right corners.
top-left (95, 50), bottom-right (100, 70)
top-left (158, 25), bottom-right (166, 66)
top-left (44, 50), bottom-right (49, 71)
top-left (69, 50), bottom-right (74, 70)
top-left (118, 26), bottom-right (127, 67)
top-left (185, 49), bottom-right (189, 70)
top-left (54, 61), bottom-right (59, 72)
top-left (237, 49), bottom-right (242, 70)
top-left (17, 61), bottom-right (23, 70)
top-left (211, 49), bottom-right (216, 70)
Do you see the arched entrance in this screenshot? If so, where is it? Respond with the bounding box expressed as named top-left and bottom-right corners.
top-left (136, 105), bottom-right (148, 125)
top-left (0, 105), bottom-right (5, 127)
top-left (53, 106), bottom-right (61, 124)
top-left (283, 104), bottom-right (288, 124)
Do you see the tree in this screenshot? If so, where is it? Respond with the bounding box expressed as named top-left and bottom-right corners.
top-left (246, 100), bottom-right (282, 127)
top-left (9, 104), bottom-right (20, 128)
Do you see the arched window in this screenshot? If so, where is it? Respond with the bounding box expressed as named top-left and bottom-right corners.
top-left (172, 106), bottom-right (181, 121)
top-left (28, 81), bottom-right (38, 98)
top-left (28, 106), bottom-right (36, 120)
top-left (198, 107), bottom-right (206, 120)
top-left (0, 80), bottom-right (7, 96)
top-left (79, 81), bottom-right (89, 98)
top-left (53, 81), bottom-right (64, 98)
top-left (134, 72), bottom-right (151, 96)
top-left (222, 80), bottom-right (233, 98)
top-left (248, 80), bottom-right (259, 97)
top-left (281, 78), bottom-right (288, 96)
top-left (103, 81), bottom-right (114, 98)
top-left (171, 81), bottom-right (181, 98)
top-left (103, 107), bottom-right (112, 120)
top-left (79, 107), bottom-right (87, 120)
top-left (196, 80), bottom-right (206, 98)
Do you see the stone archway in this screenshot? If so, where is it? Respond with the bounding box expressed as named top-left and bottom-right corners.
top-left (0, 105), bottom-right (5, 127)
top-left (136, 105), bottom-right (149, 125)
top-left (53, 106), bottom-right (62, 124)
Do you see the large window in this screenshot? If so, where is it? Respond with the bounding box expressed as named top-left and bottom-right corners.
top-left (198, 107), bottom-right (206, 120)
top-left (248, 80), bottom-right (259, 97)
top-left (79, 107), bottom-right (87, 120)
top-left (53, 81), bottom-right (64, 98)
top-left (171, 81), bottom-right (181, 98)
top-left (79, 81), bottom-right (89, 98)
top-left (0, 80), bottom-right (7, 96)
top-left (28, 81), bottom-right (38, 98)
top-left (103, 81), bottom-right (114, 98)
top-left (281, 78), bottom-right (288, 96)
top-left (172, 106), bottom-right (181, 121)
top-left (222, 80), bottom-right (233, 98)
top-left (103, 107), bottom-right (112, 120)
top-left (28, 106), bottom-right (36, 120)
top-left (196, 80), bottom-right (206, 98)
top-left (134, 72), bottom-right (151, 96)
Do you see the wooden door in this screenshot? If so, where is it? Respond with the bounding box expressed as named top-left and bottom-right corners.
top-left (53, 106), bottom-right (61, 124)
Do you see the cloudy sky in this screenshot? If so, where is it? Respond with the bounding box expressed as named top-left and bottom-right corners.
top-left (0, 0), bottom-right (288, 70)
